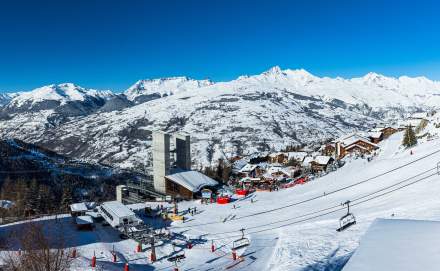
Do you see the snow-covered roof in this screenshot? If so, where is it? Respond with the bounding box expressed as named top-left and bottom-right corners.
top-left (76, 215), bottom-right (94, 225)
top-left (338, 133), bottom-right (377, 148)
top-left (101, 201), bottom-right (136, 218)
top-left (302, 156), bottom-right (314, 166)
top-left (313, 155), bottom-right (332, 165)
top-left (0, 200), bottom-right (14, 209)
top-left (343, 218), bottom-right (440, 271)
top-left (287, 151), bottom-right (308, 161)
top-left (165, 170), bottom-right (218, 192)
top-left (368, 131), bottom-right (383, 138)
top-left (70, 202), bottom-right (88, 213)
top-left (232, 159), bottom-right (248, 171)
top-left (269, 152), bottom-right (285, 157)
top-left (267, 166), bottom-right (290, 176)
top-left (239, 163), bottom-right (258, 173)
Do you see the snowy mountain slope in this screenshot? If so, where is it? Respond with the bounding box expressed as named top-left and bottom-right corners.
top-left (6, 83), bottom-right (113, 110)
top-left (0, 93), bottom-right (18, 106)
top-left (1, 67), bottom-right (440, 168)
top-left (125, 76), bottom-right (213, 103)
top-left (4, 132), bottom-right (440, 271)
top-left (21, 82), bottom-right (379, 169)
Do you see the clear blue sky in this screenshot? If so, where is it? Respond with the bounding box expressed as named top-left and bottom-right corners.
top-left (1, 0), bottom-right (440, 92)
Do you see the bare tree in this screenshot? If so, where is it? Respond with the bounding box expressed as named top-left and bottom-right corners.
top-left (2, 222), bottom-right (73, 271)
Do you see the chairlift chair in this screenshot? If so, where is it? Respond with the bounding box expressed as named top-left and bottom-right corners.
top-left (336, 200), bottom-right (356, 232)
top-left (232, 229), bottom-right (250, 250)
top-left (167, 252), bottom-right (186, 263)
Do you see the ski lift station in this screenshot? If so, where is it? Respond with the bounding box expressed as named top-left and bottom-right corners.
top-left (98, 201), bottom-right (142, 228)
top-left (343, 218), bottom-right (440, 271)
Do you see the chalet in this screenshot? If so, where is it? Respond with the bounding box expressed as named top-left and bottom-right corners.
top-left (368, 131), bottom-right (384, 144)
top-left (310, 156), bottom-right (334, 172)
top-left (321, 143), bottom-right (336, 156)
top-left (267, 166), bottom-right (293, 178)
top-left (268, 152), bottom-right (288, 164)
top-left (302, 156), bottom-right (314, 168)
top-left (379, 127), bottom-right (398, 138)
top-left (287, 151), bottom-right (308, 163)
top-left (336, 133), bottom-right (379, 159)
top-left (165, 170), bottom-right (218, 200)
top-left (238, 163), bottom-right (262, 178)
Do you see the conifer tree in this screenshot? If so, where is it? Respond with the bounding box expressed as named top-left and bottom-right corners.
top-left (402, 125), bottom-right (418, 148)
top-left (24, 179), bottom-right (39, 216)
top-left (60, 187), bottom-right (73, 212)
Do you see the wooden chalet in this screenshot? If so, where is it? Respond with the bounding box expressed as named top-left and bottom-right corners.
top-left (310, 156), bottom-right (334, 172)
top-left (165, 170), bottom-right (218, 200)
top-left (268, 152), bottom-right (288, 164)
top-left (379, 127), bottom-right (398, 138)
top-left (336, 133), bottom-right (379, 159)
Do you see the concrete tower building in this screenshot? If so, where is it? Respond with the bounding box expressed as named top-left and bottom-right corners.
top-left (152, 131), bottom-right (171, 194)
top-left (174, 134), bottom-right (191, 170)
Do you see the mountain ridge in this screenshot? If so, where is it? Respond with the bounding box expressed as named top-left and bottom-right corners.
top-left (0, 66), bottom-right (439, 170)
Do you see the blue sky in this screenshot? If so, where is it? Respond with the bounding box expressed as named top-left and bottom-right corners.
top-left (1, 0), bottom-right (440, 92)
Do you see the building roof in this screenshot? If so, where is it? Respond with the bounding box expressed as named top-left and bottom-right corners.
top-left (368, 131), bottom-right (383, 139)
top-left (0, 200), bottom-right (14, 209)
top-left (303, 156), bottom-right (314, 166)
top-left (101, 201), bottom-right (136, 218)
top-left (268, 152), bottom-right (286, 158)
top-left (239, 163), bottom-right (258, 173)
top-left (166, 170), bottom-right (218, 192)
top-left (313, 155), bottom-right (333, 165)
top-left (339, 133), bottom-right (371, 147)
top-left (287, 151), bottom-right (308, 161)
top-left (267, 166), bottom-right (291, 176)
top-left (70, 202), bottom-right (88, 213)
top-left (76, 215), bottom-right (94, 225)
top-left (343, 218), bottom-right (440, 271)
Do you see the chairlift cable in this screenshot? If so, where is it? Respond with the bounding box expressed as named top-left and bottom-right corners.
top-left (171, 152), bottom-right (440, 230)
top-left (205, 170), bottom-right (438, 241)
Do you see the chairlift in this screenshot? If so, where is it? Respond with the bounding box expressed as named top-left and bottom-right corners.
top-left (437, 161), bottom-right (440, 175)
top-left (232, 229), bottom-right (250, 250)
top-left (167, 253), bottom-right (186, 262)
top-left (167, 242), bottom-right (186, 263)
top-left (336, 200), bottom-right (356, 232)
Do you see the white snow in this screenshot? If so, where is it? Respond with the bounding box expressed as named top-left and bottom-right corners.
top-left (165, 170), bottom-right (218, 192)
top-left (3, 132), bottom-right (440, 270)
top-left (8, 83), bottom-right (112, 107)
top-left (70, 202), bottom-right (88, 212)
top-left (100, 201), bottom-right (136, 218)
top-left (342, 218), bottom-right (440, 271)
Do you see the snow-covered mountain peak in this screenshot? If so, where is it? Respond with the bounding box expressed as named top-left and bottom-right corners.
top-left (7, 83), bottom-right (112, 108)
top-left (263, 65), bottom-right (283, 75)
top-left (124, 76), bottom-right (213, 101)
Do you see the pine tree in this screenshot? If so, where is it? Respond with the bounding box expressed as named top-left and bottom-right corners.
top-left (402, 126), bottom-right (409, 147)
top-left (407, 125), bottom-right (417, 147)
top-left (24, 179), bottom-right (39, 216)
top-left (402, 125), bottom-right (418, 148)
top-left (60, 187), bottom-right (73, 212)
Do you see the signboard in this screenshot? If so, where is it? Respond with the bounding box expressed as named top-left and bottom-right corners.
top-left (165, 195), bottom-right (172, 202)
top-left (201, 189), bottom-right (212, 199)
